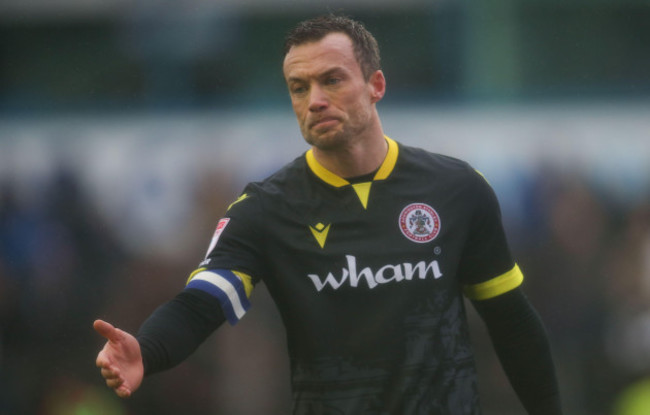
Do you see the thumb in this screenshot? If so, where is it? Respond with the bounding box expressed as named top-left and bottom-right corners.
top-left (93, 319), bottom-right (123, 343)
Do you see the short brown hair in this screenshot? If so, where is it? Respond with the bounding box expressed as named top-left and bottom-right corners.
top-left (283, 14), bottom-right (381, 80)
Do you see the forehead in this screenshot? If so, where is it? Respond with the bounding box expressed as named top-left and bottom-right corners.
top-left (283, 32), bottom-right (361, 80)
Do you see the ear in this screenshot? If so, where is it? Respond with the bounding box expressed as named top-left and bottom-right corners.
top-left (368, 70), bottom-right (386, 103)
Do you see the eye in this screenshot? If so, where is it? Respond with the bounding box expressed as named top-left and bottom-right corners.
top-left (290, 85), bottom-right (308, 95)
top-left (325, 77), bottom-right (341, 86)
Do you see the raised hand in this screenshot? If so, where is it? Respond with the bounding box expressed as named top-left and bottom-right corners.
top-left (93, 319), bottom-right (144, 398)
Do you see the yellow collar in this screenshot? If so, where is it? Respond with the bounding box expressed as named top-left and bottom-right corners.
top-left (305, 136), bottom-right (399, 188)
top-left (305, 136), bottom-right (398, 209)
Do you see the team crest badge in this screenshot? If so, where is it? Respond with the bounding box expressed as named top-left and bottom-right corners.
top-left (399, 203), bottom-right (441, 243)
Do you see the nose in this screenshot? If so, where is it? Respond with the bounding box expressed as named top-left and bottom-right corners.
top-left (308, 85), bottom-right (328, 112)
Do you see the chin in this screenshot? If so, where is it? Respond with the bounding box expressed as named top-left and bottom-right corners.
top-left (305, 132), bottom-right (347, 151)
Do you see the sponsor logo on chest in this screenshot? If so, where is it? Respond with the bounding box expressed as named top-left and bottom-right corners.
top-left (305, 202), bottom-right (444, 291)
top-left (307, 254), bottom-right (443, 292)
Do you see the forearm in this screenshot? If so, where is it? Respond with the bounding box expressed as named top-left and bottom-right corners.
top-left (136, 289), bottom-right (226, 375)
top-left (472, 288), bottom-right (563, 415)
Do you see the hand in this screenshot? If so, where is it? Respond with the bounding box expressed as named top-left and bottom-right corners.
top-left (93, 319), bottom-right (144, 398)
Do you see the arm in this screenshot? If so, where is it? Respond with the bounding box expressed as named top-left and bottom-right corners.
top-left (95, 190), bottom-right (261, 395)
top-left (137, 289), bottom-right (226, 375)
top-left (472, 287), bottom-right (563, 415)
top-left (94, 289), bottom-right (225, 396)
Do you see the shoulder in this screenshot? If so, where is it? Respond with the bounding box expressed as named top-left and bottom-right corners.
top-left (396, 141), bottom-right (480, 183)
top-left (392, 141), bottom-right (494, 208)
top-left (398, 142), bottom-right (472, 172)
top-left (246, 153), bottom-right (308, 196)
top-left (228, 154), bottom-right (309, 214)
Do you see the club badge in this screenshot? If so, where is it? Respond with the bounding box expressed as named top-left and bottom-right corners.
top-left (399, 203), bottom-right (441, 243)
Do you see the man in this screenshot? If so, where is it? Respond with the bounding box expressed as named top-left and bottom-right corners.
top-left (95, 14), bottom-right (563, 414)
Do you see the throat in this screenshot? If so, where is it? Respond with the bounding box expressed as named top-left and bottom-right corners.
top-left (345, 169), bottom-right (378, 184)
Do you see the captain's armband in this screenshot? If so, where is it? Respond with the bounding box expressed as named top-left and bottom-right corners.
top-left (186, 268), bottom-right (254, 324)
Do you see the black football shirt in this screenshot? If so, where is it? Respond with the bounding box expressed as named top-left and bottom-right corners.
top-left (186, 136), bottom-right (523, 415)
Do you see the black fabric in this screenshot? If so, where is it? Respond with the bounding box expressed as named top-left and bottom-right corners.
top-left (472, 288), bottom-right (563, 415)
top-left (136, 289), bottom-right (225, 375)
top-left (134, 138), bottom-right (563, 413)
top-left (344, 168), bottom-right (378, 184)
top-left (198, 140), bottom-right (521, 413)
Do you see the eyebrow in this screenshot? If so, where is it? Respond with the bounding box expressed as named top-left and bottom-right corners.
top-left (286, 67), bottom-right (346, 84)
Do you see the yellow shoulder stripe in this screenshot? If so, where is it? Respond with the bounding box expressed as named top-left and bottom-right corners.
top-left (474, 169), bottom-right (491, 185)
top-left (227, 193), bottom-right (249, 211)
top-left (463, 264), bottom-right (524, 300)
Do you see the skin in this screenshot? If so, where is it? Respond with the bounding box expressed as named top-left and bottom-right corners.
top-left (283, 32), bottom-right (387, 178)
top-left (94, 319), bottom-right (143, 398)
top-left (94, 31), bottom-right (390, 399)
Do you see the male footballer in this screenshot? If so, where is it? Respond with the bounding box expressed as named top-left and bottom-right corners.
top-left (95, 14), bottom-right (564, 414)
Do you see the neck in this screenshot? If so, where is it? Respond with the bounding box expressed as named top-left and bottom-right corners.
top-left (311, 130), bottom-right (387, 178)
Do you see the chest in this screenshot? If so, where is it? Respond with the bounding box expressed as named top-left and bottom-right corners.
top-left (261, 178), bottom-right (474, 290)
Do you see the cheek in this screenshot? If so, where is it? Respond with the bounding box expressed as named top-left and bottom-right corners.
top-left (346, 95), bottom-right (372, 120)
top-left (291, 100), bottom-right (307, 120)
top-left (342, 86), bottom-right (370, 110)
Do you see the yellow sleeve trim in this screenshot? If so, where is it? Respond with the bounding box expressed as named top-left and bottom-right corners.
top-left (463, 264), bottom-right (524, 300)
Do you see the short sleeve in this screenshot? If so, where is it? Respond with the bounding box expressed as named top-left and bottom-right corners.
top-left (457, 170), bottom-right (523, 300)
top-left (184, 186), bottom-right (268, 324)
top-left (199, 186), bottom-right (267, 281)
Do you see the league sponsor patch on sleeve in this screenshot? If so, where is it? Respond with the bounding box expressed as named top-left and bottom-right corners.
top-left (205, 218), bottom-right (230, 257)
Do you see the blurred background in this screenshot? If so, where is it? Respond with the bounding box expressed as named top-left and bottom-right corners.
top-left (1, 1), bottom-right (649, 414)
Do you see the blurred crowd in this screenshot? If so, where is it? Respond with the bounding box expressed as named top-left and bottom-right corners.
top-left (0, 154), bottom-right (648, 415)
top-left (471, 169), bottom-right (650, 415)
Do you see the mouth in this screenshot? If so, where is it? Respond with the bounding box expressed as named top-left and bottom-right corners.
top-left (309, 117), bottom-right (339, 130)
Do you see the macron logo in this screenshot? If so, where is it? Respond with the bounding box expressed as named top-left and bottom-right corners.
top-left (307, 255), bottom-right (443, 292)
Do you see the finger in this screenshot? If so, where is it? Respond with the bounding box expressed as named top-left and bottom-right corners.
top-left (115, 386), bottom-right (132, 399)
top-left (96, 347), bottom-right (116, 369)
top-left (101, 367), bottom-right (120, 379)
top-left (93, 319), bottom-right (122, 342)
top-left (96, 350), bottom-right (109, 368)
top-left (106, 376), bottom-right (124, 389)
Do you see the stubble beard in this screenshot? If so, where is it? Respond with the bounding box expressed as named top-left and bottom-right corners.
top-left (303, 127), bottom-right (349, 151)
top-left (302, 112), bottom-right (372, 152)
